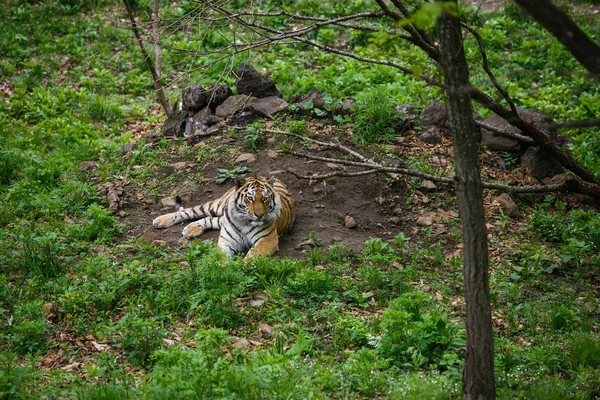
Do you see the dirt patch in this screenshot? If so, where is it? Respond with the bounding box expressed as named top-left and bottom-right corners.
top-left (118, 135), bottom-right (415, 258)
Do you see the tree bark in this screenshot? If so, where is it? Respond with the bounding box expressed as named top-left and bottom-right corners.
top-left (437, 3), bottom-right (495, 399)
top-left (514, 0), bottom-right (600, 78)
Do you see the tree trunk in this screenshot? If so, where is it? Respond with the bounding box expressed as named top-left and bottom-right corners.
top-left (437, 3), bottom-right (495, 399)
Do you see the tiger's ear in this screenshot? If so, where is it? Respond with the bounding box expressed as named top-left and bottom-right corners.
top-left (268, 176), bottom-right (276, 185)
top-left (234, 176), bottom-right (245, 188)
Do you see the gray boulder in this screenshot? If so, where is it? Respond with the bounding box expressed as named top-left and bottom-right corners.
top-left (250, 96), bottom-right (289, 117)
top-left (236, 63), bottom-right (282, 99)
top-left (182, 84), bottom-right (232, 114)
top-left (421, 100), bottom-right (448, 127)
top-left (215, 94), bottom-right (258, 118)
top-left (419, 126), bottom-right (444, 144)
top-left (480, 114), bottom-right (522, 152)
top-left (161, 110), bottom-right (188, 137)
top-left (521, 146), bottom-right (564, 180)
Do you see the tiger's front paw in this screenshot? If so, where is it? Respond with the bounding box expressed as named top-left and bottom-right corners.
top-left (153, 214), bottom-right (175, 229)
top-left (182, 223), bottom-right (206, 239)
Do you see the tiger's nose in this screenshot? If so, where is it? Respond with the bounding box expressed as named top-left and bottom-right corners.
top-left (254, 209), bottom-right (265, 218)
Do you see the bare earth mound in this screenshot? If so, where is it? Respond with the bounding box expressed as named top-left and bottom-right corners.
top-left (119, 137), bottom-right (417, 258)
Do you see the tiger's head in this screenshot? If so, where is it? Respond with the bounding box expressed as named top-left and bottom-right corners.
top-left (229, 177), bottom-right (281, 226)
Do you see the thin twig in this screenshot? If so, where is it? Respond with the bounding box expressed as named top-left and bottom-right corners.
top-left (462, 23), bottom-right (517, 116)
top-left (474, 120), bottom-right (534, 143)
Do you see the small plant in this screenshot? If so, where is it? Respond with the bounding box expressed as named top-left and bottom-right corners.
top-left (215, 166), bottom-right (249, 185)
top-left (286, 119), bottom-right (309, 136)
top-left (377, 291), bottom-right (460, 368)
top-left (352, 87), bottom-right (403, 144)
top-left (118, 315), bottom-right (166, 367)
top-left (569, 333), bottom-right (600, 369)
top-left (243, 125), bottom-right (264, 150)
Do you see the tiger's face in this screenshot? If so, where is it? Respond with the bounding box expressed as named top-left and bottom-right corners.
top-left (232, 177), bottom-right (280, 225)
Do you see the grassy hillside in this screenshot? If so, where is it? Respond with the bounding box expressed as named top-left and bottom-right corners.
top-left (1, 1), bottom-right (599, 399)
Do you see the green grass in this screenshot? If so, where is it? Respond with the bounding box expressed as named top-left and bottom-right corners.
top-left (1, 0), bottom-right (600, 398)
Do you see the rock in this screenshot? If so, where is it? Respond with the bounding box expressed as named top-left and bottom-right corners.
top-left (161, 196), bottom-right (178, 208)
top-left (419, 126), bottom-right (444, 144)
top-left (291, 88), bottom-right (327, 113)
top-left (479, 114), bottom-right (522, 152)
top-left (182, 84), bottom-right (207, 111)
top-left (421, 100), bottom-right (448, 127)
top-left (141, 230), bottom-right (159, 244)
top-left (493, 193), bottom-right (520, 218)
top-left (233, 338), bottom-right (251, 350)
top-left (182, 84), bottom-right (232, 113)
top-left (78, 161), bottom-right (97, 170)
top-left (249, 96), bottom-right (289, 117)
top-left (517, 108), bottom-right (558, 139)
top-left (235, 153), bottom-right (257, 163)
top-left (259, 324), bottom-right (273, 337)
top-left (314, 265), bottom-right (325, 271)
top-left (193, 106), bottom-right (223, 127)
top-left (118, 210), bottom-right (127, 217)
top-left (236, 63), bottom-right (282, 99)
top-left (521, 146), bottom-right (564, 180)
top-left (121, 143), bottom-right (137, 153)
top-left (344, 215), bottom-right (357, 229)
top-left (334, 97), bottom-right (356, 115)
top-left (388, 216), bottom-right (401, 225)
top-left (170, 161), bottom-right (189, 170)
top-left (420, 180), bottom-right (437, 191)
top-left (151, 239), bottom-right (167, 246)
top-left (161, 110), bottom-right (188, 137)
top-left (215, 95), bottom-right (258, 118)
top-left (395, 103), bottom-right (419, 125)
top-left (205, 84), bottom-right (233, 111)
top-left (250, 299), bottom-right (265, 307)
top-left (416, 211), bottom-right (439, 226)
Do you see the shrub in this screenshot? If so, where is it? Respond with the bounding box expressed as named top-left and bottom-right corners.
top-left (377, 291), bottom-right (459, 368)
top-left (352, 87), bottom-right (402, 144)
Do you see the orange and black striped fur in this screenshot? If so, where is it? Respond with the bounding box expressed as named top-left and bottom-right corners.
top-left (152, 177), bottom-right (295, 259)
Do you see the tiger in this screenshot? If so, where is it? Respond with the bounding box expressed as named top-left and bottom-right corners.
top-left (152, 176), bottom-right (295, 260)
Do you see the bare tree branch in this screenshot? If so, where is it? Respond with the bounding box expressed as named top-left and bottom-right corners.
top-left (515, 0), bottom-right (600, 78)
top-left (123, 0), bottom-right (172, 116)
top-left (461, 23), bottom-right (517, 115)
top-left (474, 120), bottom-right (534, 144)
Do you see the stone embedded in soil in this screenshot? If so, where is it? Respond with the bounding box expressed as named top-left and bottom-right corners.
top-left (233, 338), bottom-right (251, 350)
top-left (170, 161), bottom-right (189, 169)
top-left (259, 324), bottom-right (273, 337)
top-left (493, 193), bottom-right (520, 218)
top-left (344, 215), bottom-right (357, 229)
top-left (421, 100), bottom-right (448, 127)
top-left (388, 216), bottom-right (401, 225)
top-left (419, 126), bottom-right (444, 144)
top-left (78, 161), bottom-right (97, 170)
top-left (420, 179), bottom-right (437, 191)
top-left (141, 231), bottom-right (159, 244)
top-left (151, 240), bottom-right (167, 246)
top-left (235, 153), bottom-right (257, 163)
top-left (314, 265), bottom-right (325, 271)
top-left (521, 146), bottom-right (564, 180)
top-left (160, 196), bottom-right (178, 208)
top-left (250, 299), bottom-right (265, 307)
top-left (416, 211), bottom-right (439, 226)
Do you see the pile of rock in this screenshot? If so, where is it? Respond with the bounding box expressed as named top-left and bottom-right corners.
top-left (418, 101), bottom-right (564, 180)
top-left (161, 63), bottom-right (289, 138)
